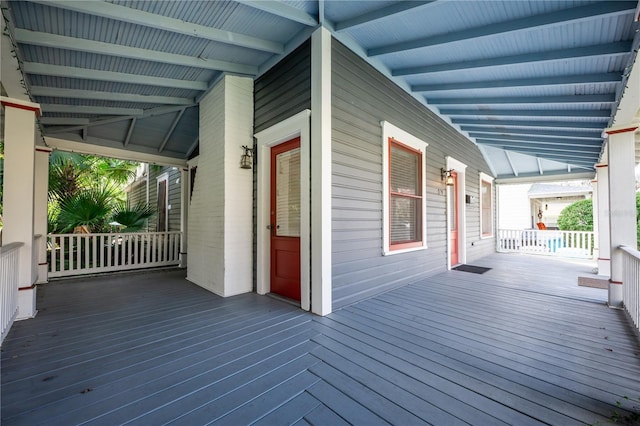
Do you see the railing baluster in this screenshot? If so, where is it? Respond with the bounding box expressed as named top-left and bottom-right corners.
top-left (41, 231), bottom-right (182, 277)
top-left (1, 243), bottom-right (22, 344)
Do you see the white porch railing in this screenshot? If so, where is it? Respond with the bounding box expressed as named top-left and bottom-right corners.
top-left (497, 229), bottom-right (594, 259)
top-left (48, 231), bottom-right (181, 278)
top-left (620, 245), bottom-right (639, 332)
top-left (1, 242), bottom-right (22, 344)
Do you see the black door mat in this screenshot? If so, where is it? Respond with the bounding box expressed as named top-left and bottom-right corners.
top-left (453, 264), bottom-right (492, 274)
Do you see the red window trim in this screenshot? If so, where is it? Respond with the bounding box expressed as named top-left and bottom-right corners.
top-left (388, 138), bottom-right (423, 250)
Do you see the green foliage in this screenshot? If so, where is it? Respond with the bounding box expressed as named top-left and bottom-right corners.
top-left (557, 198), bottom-right (594, 232)
top-left (55, 186), bottom-right (117, 233)
top-left (558, 193), bottom-right (640, 248)
top-left (47, 153), bottom-right (151, 233)
top-left (111, 203), bottom-right (155, 232)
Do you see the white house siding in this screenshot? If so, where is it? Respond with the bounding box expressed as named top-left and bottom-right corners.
top-left (497, 184), bottom-right (533, 230)
top-left (331, 39), bottom-right (495, 309)
top-left (188, 75), bottom-right (254, 297)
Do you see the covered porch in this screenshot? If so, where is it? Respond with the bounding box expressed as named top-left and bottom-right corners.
top-left (3, 253), bottom-right (639, 425)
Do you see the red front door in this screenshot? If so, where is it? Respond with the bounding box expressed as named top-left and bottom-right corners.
top-left (270, 138), bottom-right (301, 301)
top-left (449, 171), bottom-right (459, 266)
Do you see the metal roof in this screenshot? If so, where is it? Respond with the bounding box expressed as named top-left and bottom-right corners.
top-left (1, 0), bottom-right (639, 178)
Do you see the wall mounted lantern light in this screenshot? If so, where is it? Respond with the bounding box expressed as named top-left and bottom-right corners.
top-left (441, 168), bottom-right (455, 186)
top-left (240, 145), bottom-right (253, 169)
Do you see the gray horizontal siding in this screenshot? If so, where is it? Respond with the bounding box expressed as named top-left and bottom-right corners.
top-left (147, 166), bottom-right (182, 232)
top-left (254, 39), bottom-right (311, 134)
top-left (331, 39), bottom-right (494, 309)
top-left (253, 39), bottom-right (312, 291)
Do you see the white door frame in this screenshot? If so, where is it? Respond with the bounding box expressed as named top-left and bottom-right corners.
top-left (254, 110), bottom-right (311, 311)
top-left (446, 156), bottom-right (467, 269)
top-left (156, 172), bottom-right (169, 232)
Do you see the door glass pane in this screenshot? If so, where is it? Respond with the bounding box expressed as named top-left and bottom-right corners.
top-left (276, 147), bottom-right (300, 237)
top-left (449, 179), bottom-right (457, 231)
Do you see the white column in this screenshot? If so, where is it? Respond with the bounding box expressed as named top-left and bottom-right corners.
top-left (1, 97), bottom-right (41, 319)
top-left (34, 146), bottom-right (51, 283)
top-left (187, 75), bottom-right (253, 297)
top-left (591, 178), bottom-right (599, 262)
top-left (605, 123), bottom-right (639, 307)
top-left (179, 167), bottom-right (188, 268)
top-left (311, 27), bottom-right (332, 315)
top-left (595, 164), bottom-right (610, 277)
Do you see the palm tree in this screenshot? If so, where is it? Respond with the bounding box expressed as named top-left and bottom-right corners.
top-left (48, 153), bottom-right (154, 233)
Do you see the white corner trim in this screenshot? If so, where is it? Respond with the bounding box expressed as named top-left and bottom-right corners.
top-left (310, 26), bottom-right (332, 316)
top-left (381, 121), bottom-right (429, 256)
top-left (254, 109), bottom-right (311, 312)
top-left (479, 172), bottom-right (494, 239)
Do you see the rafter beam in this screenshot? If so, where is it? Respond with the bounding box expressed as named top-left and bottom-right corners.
top-left (469, 133), bottom-right (603, 147)
top-left (39, 117), bottom-right (90, 126)
top-left (31, 86), bottom-right (194, 105)
top-left (41, 104), bottom-right (143, 116)
top-left (476, 141), bottom-right (601, 156)
top-left (237, 0), bottom-right (317, 26)
top-left (439, 108), bottom-right (611, 118)
top-left (23, 63), bottom-right (207, 91)
top-left (462, 127), bottom-right (602, 140)
top-left (42, 105), bottom-right (194, 134)
top-left (504, 151), bottom-right (518, 176)
top-left (35, 0), bottom-right (283, 54)
top-left (494, 147), bottom-right (598, 165)
top-left (495, 170), bottom-right (596, 183)
top-left (124, 118), bottom-right (137, 147)
top-left (430, 94), bottom-right (616, 105)
top-left (158, 109), bottom-right (185, 153)
top-left (412, 73), bottom-right (621, 92)
top-left (451, 118), bottom-right (606, 129)
top-left (14, 29), bottom-right (258, 75)
top-left (369, 2), bottom-right (635, 56)
top-left (335, 1), bottom-right (434, 31)
top-left (46, 136), bottom-right (188, 168)
top-left (187, 136), bottom-right (199, 158)
top-left (392, 42), bottom-right (632, 76)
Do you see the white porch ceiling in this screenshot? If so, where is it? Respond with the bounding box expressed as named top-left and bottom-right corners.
top-left (1, 0), bottom-right (639, 177)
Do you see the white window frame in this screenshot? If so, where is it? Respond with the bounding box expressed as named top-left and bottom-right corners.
top-left (381, 121), bottom-right (428, 256)
top-left (480, 172), bottom-right (494, 238)
top-left (156, 172), bottom-right (169, 232)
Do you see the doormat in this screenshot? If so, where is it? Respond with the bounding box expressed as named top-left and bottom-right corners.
top-left (453, 264), bottom-right (492, 274)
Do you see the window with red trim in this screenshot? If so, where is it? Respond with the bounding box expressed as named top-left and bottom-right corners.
top-left (389, 139), bottom-right (423, 250)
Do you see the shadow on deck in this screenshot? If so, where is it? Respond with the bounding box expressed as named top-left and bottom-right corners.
top-left (2, 253), bottom-right (639, 425)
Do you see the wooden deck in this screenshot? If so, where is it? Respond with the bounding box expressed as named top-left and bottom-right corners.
top-left (2, 253), bottom-right (639, 425)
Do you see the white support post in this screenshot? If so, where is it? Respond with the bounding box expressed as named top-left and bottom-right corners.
top-left (591, 178), bottom-right (599, 262)
top-left (1, 97), bottom-right (41, 319)
top-left (179, 167), bottom-right (188, 268)
top-left (595, 164), bottom-right (610, 277)
top-left (34, 146), bottom-right (51, 283)
top-left (310, 26), bottom-right (332, 315)
top-left (605, 123), bottom-right (639, 307)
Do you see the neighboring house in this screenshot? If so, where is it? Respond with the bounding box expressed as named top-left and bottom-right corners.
top-left (125, 164), bottom-right (182, 232)
top-left (186, 37), bottom-right (496, 313)
top-left (498, 182), bottom-right (592, 230)
top-left (528, 183), bottom-right (592, 229)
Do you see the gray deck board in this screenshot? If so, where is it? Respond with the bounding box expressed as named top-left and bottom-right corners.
top-left (250, 391), bottom-right (321, 426)
top-left (3, 254), bottom-right (639, 425)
